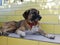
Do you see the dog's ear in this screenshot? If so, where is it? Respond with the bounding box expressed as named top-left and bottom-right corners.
top-left (23, 10), bottom-right (30, 19)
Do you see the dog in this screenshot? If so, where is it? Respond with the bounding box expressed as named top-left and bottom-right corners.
top-left (0, 8), bottom-right (55, 39)
top-left (15, 8), bottom-right (55, 39)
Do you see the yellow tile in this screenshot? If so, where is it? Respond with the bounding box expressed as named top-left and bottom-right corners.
top-left (40, 24), bottom-right (54, 34)
top-left (36, 0), bottom-right (47, 2)
top-left (0, 11), bottom-right (15, 15)
top-left (58, 15), bottom-right (60, 24)
top-left (40, 15), bottom-right (48, 22)
top-left (58, 10), bottom-right (60, 14)
top-left (43, 0), bottom-right (47, 2)
top-left (40, 9), bottom-right (58, 15)
top-left (0, 36), bottom-right (1, 45)
top-left (5, 16), bottom-right (24, 22)
top-left (0, 22), bottom-right (4, 27)
top-left (40, 15), bottom-right (58, 24)
top-left (39, 41), bottom-right (60, 45)
top-left (0, 36), bottom-right (7, 45)
top-left (22, 6), bottom-right (40, 11)
top-left (8, 37), bottom-right (38, 45)
top-left (50, 10), bottom-right (58, 15)
top-left (54, 25), bottom-right (60, 34)
top-left (40, 10), bottom-right (50, 15)
top-left (36, 0), bottom-right (44, 2)
top-left (15, 10), bottom-right (23, 15)
top-left (0, 16), bottom-right (7, 22)
top-left (6, 11), bottom-right (15, 15)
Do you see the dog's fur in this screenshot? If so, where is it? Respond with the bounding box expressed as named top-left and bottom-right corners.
top-left (0, 21), bottom-right (17, 33)
top-left (15, 8), bottom-right (55, 39)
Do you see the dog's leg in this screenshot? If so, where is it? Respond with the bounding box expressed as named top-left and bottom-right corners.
top-left (16, 30), bottom-right (26, 38)
top-left (38, 29), bottom-right (55, 39)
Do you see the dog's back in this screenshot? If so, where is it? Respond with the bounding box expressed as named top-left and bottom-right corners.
top-left (16, 20), bottom-right (25, 28)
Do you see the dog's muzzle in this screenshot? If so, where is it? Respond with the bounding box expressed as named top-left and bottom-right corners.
top-left (30, 14), bottom-right (42, 21)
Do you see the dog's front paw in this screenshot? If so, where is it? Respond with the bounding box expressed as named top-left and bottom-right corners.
top-left (48, 36), bottom-right (55, 39)
top-left (16, 30), bottom-right (26, 38)
top-left (45, 34), bottom-right (55, 39)
top-left (20, 35), bottom-right (25, 38)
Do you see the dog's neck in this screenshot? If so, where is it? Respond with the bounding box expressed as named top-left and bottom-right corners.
top-left (25, 20), bottom-right (38, 28)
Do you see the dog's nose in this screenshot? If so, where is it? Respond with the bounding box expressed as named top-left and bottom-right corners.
top-left (38, 15), bottom-right (42, 20)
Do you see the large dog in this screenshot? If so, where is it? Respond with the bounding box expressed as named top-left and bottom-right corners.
top-left (15, 8), bottom-right (55, 39)
top-left (0, 8), bottom-right (55, 39)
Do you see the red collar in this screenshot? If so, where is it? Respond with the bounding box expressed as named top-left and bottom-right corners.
top-left (27, 21), bottom-right (37, 28)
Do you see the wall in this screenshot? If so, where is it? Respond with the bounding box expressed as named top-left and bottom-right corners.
top-left (0, 36), bottom-right (60, 45)
top-left (0, 0), bottom-right (60, 34)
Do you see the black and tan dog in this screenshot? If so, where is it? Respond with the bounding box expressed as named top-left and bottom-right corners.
top-left (0, 8), bottom-right (55, 39)
top-left (15, 8), bottom-right (55, 39)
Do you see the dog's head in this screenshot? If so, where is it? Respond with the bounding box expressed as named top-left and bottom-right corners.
top-left (23, 8), bottom-right (42, 22)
